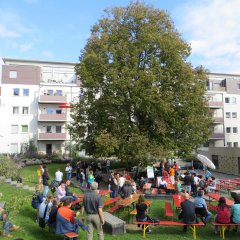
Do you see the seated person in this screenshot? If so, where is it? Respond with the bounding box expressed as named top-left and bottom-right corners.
top-left (230, 195), bottom-right (240, 232)
top-left (57, 180), bottom-right (75, 201)
top-left (194, 190), bottom-right (211, 224)
top-left (48, 199), bottom-right (59, 229)
top-left (38, 195), bottom-right (54, 223)
top-left (157, 176), bottom-right (167, 189)
top-left (56, 198), bottom-right (87, 237)
top-left (206, 177), bottom-right (217, 193)
top-left (0, 208), bottom-right (19, 237)
top-left (214, 197), bottom-right (230, 234)
top-left (175, 177), bottom-right (182, 193)
top-left (179, 192), bottom-right (197, 232)
top-left (121, 180), bottom-right (134, 199)
top-left (136, 195), bottom-right (151, 233)
top-left (65, 180), bottom-right (78, 201)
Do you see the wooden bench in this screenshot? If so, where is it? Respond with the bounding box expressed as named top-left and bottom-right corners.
top-left (165, 202), bottom-right (173, 217)
top-left (213, 222), bottom-right (240, 239)
top-left (107, 204), bottom-right (123, 214)
top-left (134, 220), bottom-right (205, 239)
top-left (103, 196), bottom-right (121, 207)
top-left (63, 231), bottom-right (79, 240)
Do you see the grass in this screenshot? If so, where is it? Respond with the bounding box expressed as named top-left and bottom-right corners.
top-left (0, 163), bottom-right (238, 239)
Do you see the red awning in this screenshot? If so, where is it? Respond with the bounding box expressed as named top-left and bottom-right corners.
top-left (58, 104), bottom-right (72, 108)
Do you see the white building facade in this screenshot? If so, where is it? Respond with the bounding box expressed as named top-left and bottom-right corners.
top-left (0, 58), bottom-right (81, 155)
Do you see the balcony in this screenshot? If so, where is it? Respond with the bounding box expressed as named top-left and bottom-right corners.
top-left (38, 132), bottom-right (67, 140)
top-left (38, 113), bottom-right (67, 122)
top-left (39, 94), bottom-right (67, 103)
top-left (209, 133), bottom-right (225, 139)
top-left (212, 117), bottom-right (224, 124)
top-left (208, 101), bottom-right (223, 108)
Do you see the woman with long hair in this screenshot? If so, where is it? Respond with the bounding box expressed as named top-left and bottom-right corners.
top-left (214, 197), bottom-right (230, 234)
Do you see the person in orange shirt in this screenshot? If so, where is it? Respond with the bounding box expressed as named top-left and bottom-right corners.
top-left (169, 166), bottom-right (175, 184)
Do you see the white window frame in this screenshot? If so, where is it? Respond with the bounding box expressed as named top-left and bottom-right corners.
top-left (9, 71), bottom-right (17, 78)
top-left (226, 112), bottom-right (231, 118)
top-left (21, 125), bottom-right (28, 133)
top-left (11, 125), bottom-right (19, 134)
top-left (13, 106), bottom-right (19, 115)
top-left (232, 112), bottom-right (237, 119)
top-left (226, 127), bottom-right (231, 134)
top-left (234, 142), bottom-right (239, 147)
top-left (233, 127), bottom-right (238, 134)
top-left (22, 107), bottom-right (29, 115)
top-left (23, 89), bottom-right (29, 96)
top-left (13, 88), bottom-right (20, 96)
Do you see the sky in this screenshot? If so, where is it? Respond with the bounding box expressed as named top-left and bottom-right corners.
top-left (0, 0), bottom-right (240, 74)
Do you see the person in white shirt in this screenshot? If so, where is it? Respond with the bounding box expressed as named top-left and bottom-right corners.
top-left (55, 169), bottom-right (63, 183)
top-left (65, 163), bottom-right (73, 180)
top-left (157, 176), bottom-right (167, 189)
top-left (118, 174), bottom-right (125, 190)
top-left (206, 177), bottom-right (217, 193)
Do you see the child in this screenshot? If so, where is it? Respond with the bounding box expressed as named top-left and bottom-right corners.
top-left (214, 197), bottom-right (230, 234)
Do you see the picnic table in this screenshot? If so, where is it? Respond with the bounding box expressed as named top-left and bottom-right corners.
top-left (172, 194), bottom-right (184, 208)
top-left (207, 193), bottom-right (234, 206)
top-left (118, 194), bottom-right (141, 223)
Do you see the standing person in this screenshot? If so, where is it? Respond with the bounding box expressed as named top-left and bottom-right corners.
top-left (76, 162), bottom-right (81, 181)
top-left (109, 172), bottom-right (118, 199)
top-left (168, 166), bottom-right (175, 184)
top-left (79, 169), bottom-right (85, 188)
top-left (55, 169), bottom-right (63, 183)
top-left (38, 195), bottom-right (54, 223)
top-left (48, 199), bottom-right (59, 229)
top-left (65, 163), bottom-right (73, 180)
top-left (81, 182), bottom-right (105, 240)
top-left (87, 171), bottom-right (95, 189)
top-left (194, 190), bottom-right (212, 224)
top-left (173, 161), bottom-right (179, 177)
top-left (183, 172), bottom-right (192, 194)
top-left (214, 197), bottom-right (230, 234)
top-left (37, 165), bottom-right (43, 184)
top-left (106, 160), bottom-right (110, 173)
top-left (179, 192), bottom-right (197, 232)
top-left (42, 165), bottom-right (50, 198)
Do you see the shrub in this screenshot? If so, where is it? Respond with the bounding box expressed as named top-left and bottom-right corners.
top-left (0, 155), bottom-right (19, 179)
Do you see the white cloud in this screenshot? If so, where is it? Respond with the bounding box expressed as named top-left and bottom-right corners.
top-left (41, 51), bottom-right (54, 58)
top-left (20, 43), bottom-right (33, 52)
top-left (174, 0), bottom-right (240, 74)
top-left (0, 10), bottom-right (31, 38)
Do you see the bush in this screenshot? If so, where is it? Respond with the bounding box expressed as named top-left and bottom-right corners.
top-left (0, 155), bottom-right (19, 179)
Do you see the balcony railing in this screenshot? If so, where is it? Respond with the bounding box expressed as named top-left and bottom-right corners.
top-left (39, 95), bottom-right (67, 103)
top-left (212, 117), bottom-right (224, 123)
top-left (209, 133), bottom-right (225, 139)
top-left (38, 113), bottom-right (67, 122)
top-left (38, 133), bottom-right (67, 140)
top-left (208, 101), bottom-right (223, 108)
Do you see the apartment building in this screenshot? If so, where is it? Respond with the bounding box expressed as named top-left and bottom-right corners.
top-left (0, 58), bottom-right (81, 155)
top-left (207, 72), bottom-right (240, 149)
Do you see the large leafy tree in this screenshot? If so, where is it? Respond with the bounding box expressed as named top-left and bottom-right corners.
top-left (70, 1), bottom-right (211, 167)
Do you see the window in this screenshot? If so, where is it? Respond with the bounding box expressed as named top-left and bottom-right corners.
top-left (13, 88), bottom-right (20, 96)
top-left (56, 126), bottom-right (61, 133)
top-left (56, 109), bottom-right (62, 114)
top-left (232, 112), bottom-right (237, 118)
top-left (226, 112), bottom-right (231, 118)
top-left (9, 71), bottom-right (17, 78)
top-left (21, 125), bottom-right (28, 133)
top-left (233, 127), bottom-right (238, 133)
top-left (47, 90), bottom-right (54, 95)
top-left (231, 97), bottom-right (237, 104)
top-left (226, 127), bottom-right (231, 133)
top-left (227, 142), bottom-right (232, 147)
top-left (47, 108), bottom-right (54, 114)
top-left (47, 126), bottom-right (52, 133)
top-left (22, 107), bottom-right (29, 115)
top-left (13, 106), bottom-right (19, 115)
top-left (225, 97), bottom-right (230, 103)
top-left (234, 142), bottom-right (239, 147)
top-left (23, 89), bottom-right (29, 96)
top-left (56, 90), bottom-right (62, 96)
top-left (11, 125), bottom-right (18, 134)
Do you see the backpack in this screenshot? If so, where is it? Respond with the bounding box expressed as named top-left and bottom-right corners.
top-left (31, 192), bottom-right (43, 209)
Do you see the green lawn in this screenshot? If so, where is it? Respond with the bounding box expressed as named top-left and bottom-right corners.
top-left (0, 164), bottom-right (238, 239)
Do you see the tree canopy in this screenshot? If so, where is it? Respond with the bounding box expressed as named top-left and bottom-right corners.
top-left (70, 1), bottom-right (212, 167)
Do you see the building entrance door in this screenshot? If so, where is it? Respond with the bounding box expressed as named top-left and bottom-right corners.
top-left (46, 144), bottom-right (52, 155)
